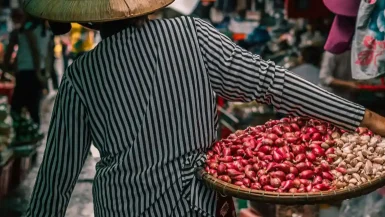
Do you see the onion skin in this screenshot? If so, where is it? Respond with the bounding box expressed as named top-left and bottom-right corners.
top-left (336, 167), bottom-right (347, 175)
top-left (213, 145), bottom-right (222, 155)
top-left (293, 179), bottom-right (301, 188)
top-left (314, 184), bottom-right (330, 191)
top-left (266, 162), bottom-right (277, 173)
top-left (286, 137), bottom-right (299, 144)
top-left (322, 172), bottom-right (334, 181)
top-left (236, 149), bottom-right (246, 157)
top-left (250, 183), bottom-right (262, 190)
top-left (219, 156), bottom-right (233, 163)
top-left (252, 163), bottom-right (260, 171)
top-left (240, 159), bottom-right (249, 166)
top-left (301, 133), bottom-right (312, 142)
top-left (245, 170), bottom-right (258, 182)
top-left (281, 180), bottom-right (294, 191)
top-left (273, 150), bottom-right (284, 162)
top-left (245, 148), bottom-right (254, 158)
top-left (275, 138), bottom-right (285, 146)
top-left (312, 146), bottom-right (325, 157)
top-left (306, 151), bottom-right (317, 162)
top-left (227, 169), bottom-right (243, 177)
top-left (289, 188), bottom-right (298, 193)
top-left (290, 167), bottom-right (299, 175)
top-left (233, 174), bottom-right (245, 181)
top-left (286, 173), bottom-right (296, 180)
top-left (270, 177), bottom-right (282, 188)
top-left (325, 148), bottom-right (335, 155)
top-left (270, 171), bottom-right (286, 181)
top-left (295, 162), bottom-right (308, 172)
top-left (242, 178), bottom-right (251, 187)
top-left (218, 175), bottom-right (231, 183)
top-left (313, 167), bottom-right (322, 175)
top-left (274, 163), bottom-right (290, 173)
top-left (263, 185), bottom-right (277, 192)
top-left (306, 183), bottom-right (313, 192)
top-left (320, 161), bottom-right (330, 171)
top-left (217, 164), bottom-right (227, 174)
top-left (260, 175), bottom-right (270, 186)
top-left (290, 123), bottom-right (300, 131)
top-left (267, 133), bottom-right (279, 141)
top-left (300, 170), bottom-right (315, 179)
top-left (313, 175), bottom-right (323, 184)
top-left (263, 155), bottom-right (273, 162)
top-left (300, 179), bottom-right (311, 186)
top-left (262, 138), bottom-right (274, 146)
top-left (234, 181), bottom-right (244, 186)
top-left (292, 145), bottom-right (306, 155)
top-left (259, 146), bottom-right (272, 154)
top-left (295, 154), bottom-right (306, 163)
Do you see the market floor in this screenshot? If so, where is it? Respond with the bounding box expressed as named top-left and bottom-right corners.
top-left (0, 91), bottom-right (98, 217)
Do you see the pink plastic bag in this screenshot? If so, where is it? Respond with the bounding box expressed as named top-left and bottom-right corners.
top-left (352, 0), bottom-right (385, 80)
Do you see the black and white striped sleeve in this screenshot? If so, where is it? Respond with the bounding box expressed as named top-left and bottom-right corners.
top-left (193, 18), bottom-right (365, 130)
top-left (26, 75), bottom-right (91, 217)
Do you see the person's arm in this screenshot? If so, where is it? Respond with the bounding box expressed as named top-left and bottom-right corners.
top-left (26, 75), bottom-right (92, 217)
top-left (193, 18), bottom-right (385, 135)
top-left (3, 30), bottom-right (18, 73)
top-left (319, 51), bottom-right (357, 89)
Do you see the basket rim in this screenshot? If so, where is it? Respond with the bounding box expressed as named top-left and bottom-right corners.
top-left (200, 170), bottom-right (385, 204)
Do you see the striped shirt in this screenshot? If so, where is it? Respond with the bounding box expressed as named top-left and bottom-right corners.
top-left (26, 17), bottom-right (365, 217)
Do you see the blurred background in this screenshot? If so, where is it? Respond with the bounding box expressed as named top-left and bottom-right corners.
top-left (0, 0), bottom-right (384, 216)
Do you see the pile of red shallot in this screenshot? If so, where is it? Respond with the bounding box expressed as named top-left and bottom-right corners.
top-left (205, 117), bottom-right (385, 193)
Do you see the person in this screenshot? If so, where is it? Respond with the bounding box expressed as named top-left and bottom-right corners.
top-left (291, 46), bottom-right (323, 85)
top-left (68, 23), bottom-right (95, 62)
top-left (319, 50), bottom-right (359, 101)
top-left (24, 0), bottom-right (385, 216)
top-left (3, 12), bottom-right (50, 127)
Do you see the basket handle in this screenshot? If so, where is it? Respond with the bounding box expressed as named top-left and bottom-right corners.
top-left (195, 167), bottom-right (205, 180)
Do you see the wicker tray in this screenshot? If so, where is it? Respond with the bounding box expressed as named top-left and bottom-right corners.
top-left (198, 170), bottom-right (385, 205)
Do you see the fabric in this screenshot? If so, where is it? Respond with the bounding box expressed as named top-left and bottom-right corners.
top-left (11, 70), bottom-right (43, 125)
top-left (323, 0), bottom-right (360, 17)
top-left (70, 23), bottom-right (94, 54)
top-left (26, 17), bottom-right (365, 217)
top-left (291, 64), bottom-right (320, 85)
top-left (324, 15), bottom-right (356, 54)
top-left (17, 22), bottom-right (49, 71)
top-left (319, 51), bottom-right (355, 100)
top-left (351, 0), bottom-right (385, 80)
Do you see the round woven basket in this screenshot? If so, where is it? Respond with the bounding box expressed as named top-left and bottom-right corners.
top-left (198, 170), bottom-right (385, 205)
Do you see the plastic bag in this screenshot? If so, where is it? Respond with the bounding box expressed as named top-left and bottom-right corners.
top-left (339, 187), bottom-right (385, 217)
top-left (351, 0), bottom-right (385, 80)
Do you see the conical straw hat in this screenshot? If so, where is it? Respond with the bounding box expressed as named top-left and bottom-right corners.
top-left (23, 0), bottom-right (175, 23)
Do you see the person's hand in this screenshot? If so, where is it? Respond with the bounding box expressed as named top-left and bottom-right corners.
top-left (361, 110), bottom-right (385, 137)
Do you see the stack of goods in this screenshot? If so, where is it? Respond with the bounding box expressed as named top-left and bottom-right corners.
top-left (12, 113), bottom-right (43, 145)
top-left (0, 96), bottom-right (13, 156)
top-left (204, 117), bottom-right (385, 193)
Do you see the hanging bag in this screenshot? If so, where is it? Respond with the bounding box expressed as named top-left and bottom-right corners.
top-left (352, 0), bottom-right (385, 80)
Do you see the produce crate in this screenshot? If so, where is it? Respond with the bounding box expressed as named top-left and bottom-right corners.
top-left (0, 149), bottom-right (14, 200)
top-left (11, 145), bottom-right (37, 189)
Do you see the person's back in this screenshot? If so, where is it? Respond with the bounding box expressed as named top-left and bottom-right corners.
top-left (29, 17), bottom-right (219, 217)
top-left (17, 22), bottom-right (49, 71)
top-left (319, 50), bottom-right (355, 100)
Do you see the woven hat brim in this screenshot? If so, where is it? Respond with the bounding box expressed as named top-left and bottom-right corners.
top-left (23, 0), bottom-right (175, 23)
